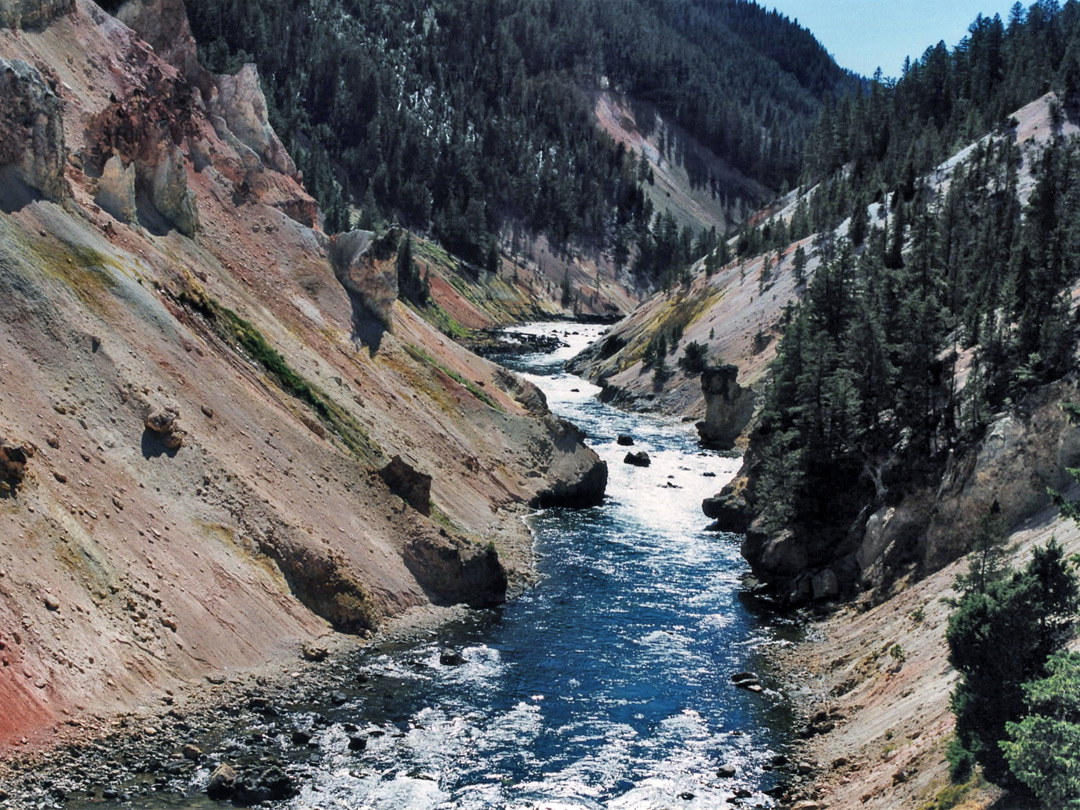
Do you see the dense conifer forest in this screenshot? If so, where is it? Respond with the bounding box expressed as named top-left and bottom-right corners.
top-left (742, 1), bottom-right (1080, 563)
top-left (181, 0), bottom-right (853, 276)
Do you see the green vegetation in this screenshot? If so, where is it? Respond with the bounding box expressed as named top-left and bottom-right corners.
top-left (753, 41), bottom-right (1080, 551)
top-left (397, 234), bottom-right (430, 306)
top-left (946, 539), bottom-right (1079, 788)
top-left (184, 0), bottom-right (852, 282)
top-left (1002, 651), bottom-right (1080, 807)
top-left (677, 341), bottom-right (709, 375)
top-left (175, 282), bottom-right (379, 462)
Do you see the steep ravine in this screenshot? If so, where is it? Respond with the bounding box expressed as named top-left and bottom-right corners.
top-left (0, 0), bottom-right (605, 753)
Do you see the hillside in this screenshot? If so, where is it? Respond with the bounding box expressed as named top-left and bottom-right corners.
top-left (0, 0), bottom-right (606, 750)
top-left (566, 5), bottom-right (1080, 806)
top-left (174, 0), bottom-right (854, 314)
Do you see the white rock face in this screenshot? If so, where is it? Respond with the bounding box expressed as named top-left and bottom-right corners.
top-left (96, 155), bottom-right (137, 223)
top-left (212, 65), bottom-right (297, 178)
top-left (150, 144), bottom-right (199, 236)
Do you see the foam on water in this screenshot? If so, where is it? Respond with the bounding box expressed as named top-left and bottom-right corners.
top-left (63, 323), bottom-right (793, 810)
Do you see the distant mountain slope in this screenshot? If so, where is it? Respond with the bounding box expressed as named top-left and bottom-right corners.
top-left (179, 0), bottom-right (855, 275)
top-left (575, 1), bottom-right (1080, 608)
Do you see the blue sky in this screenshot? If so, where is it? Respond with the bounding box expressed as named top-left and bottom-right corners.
top-left (764, 1), bottom-right (1023, 78)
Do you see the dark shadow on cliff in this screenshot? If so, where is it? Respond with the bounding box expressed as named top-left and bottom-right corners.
top-left (141, 428), bottom-right (179, 459)
top-left (344, 291), bottom-right (386, 356)
top-left (0, 169), bottom-right (43, 214)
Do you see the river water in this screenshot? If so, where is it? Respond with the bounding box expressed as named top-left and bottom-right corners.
top-left (58, 323), bottom-right (795, 810)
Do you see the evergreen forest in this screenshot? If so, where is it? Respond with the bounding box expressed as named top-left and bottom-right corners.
top-left (745, 1), bottom-right (1080, 562)
top-left (180, 0), bottom-right (854, 277)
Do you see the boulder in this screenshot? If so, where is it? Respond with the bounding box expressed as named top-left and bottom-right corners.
top-left (0, 59), bottom-right (67, 203)
top-left (95, 155), bottom-right (137, 223)
top-left (150, 144), bottom-right (199, 236)
top-left (439, 648), bottom-right (466, 666)
top-left (702, 492), bottom-right (752, 533)
top-left (329, 229), bottom-right (397, 331)
top-left (623, 450), bottom-right (651, 467)
top-left (0, 439), bottom-right (35, 493)
top-left (0, 0), bottom-right (73, 29)
top-left (378, 455), bottom-right (431, 516)
top-left (696, 364), bottom-right (757, 450)
top-left (145, 404), bottom-right (179, 434)
top-left (206, 763), bottom-right (237, 800)
top-left (231, 765), bottom-right (296, 805)
top-left (145, 404), bottom-right (185, 451)
top-left (616, 434), bottom-right (634, 446)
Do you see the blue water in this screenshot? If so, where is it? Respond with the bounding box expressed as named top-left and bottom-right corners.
top-left (281, 324), bottom-right (794, 809)
top-left (56, 324), bottom-right (794, 810)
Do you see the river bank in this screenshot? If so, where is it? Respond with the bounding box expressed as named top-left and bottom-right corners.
top-left (1, 323), bottom-right (811, 810)
top-left (0, 604), bottom-right (481, 809)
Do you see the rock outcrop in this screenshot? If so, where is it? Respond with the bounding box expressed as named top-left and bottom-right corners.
top-left (115, 0), bottom-right (210, 97)
top-left (95, 155), bottom-right (137, 223)
top-left (150, 144), bottom-right (199, 236)
top-left (329, 229), bottom-right (398, 331)
top-left (0, 439), bottom-right (34, 493)
top-left (378, 455), bottom-right (432, 516)
top-left (0, 59), bottom-right (67, 204)
top-left (857, 379), bottom-right (1080, 590)
top-left (211, 65), bottom-right (298, 178)
top-left (702, 484), bottom-right (753, 533)
top-left (403, 534), bottom-right (507, 608)
top-left (696, 364), bottom-right (756, 450)
top-left (0, 0), bottom-right (73, 29)
top-left (529, 416), bottom-right (608, 508)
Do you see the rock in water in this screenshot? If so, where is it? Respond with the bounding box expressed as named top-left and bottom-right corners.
top-left (702, 487), bottom-right (753, 534)
top-left (206, 763), bottom-right (237, 800)
top-left (439, 649), bottom-right (466, 666)
top-left (231, 765), bottom-right (296, 805)
top-left (623, 450), bottom-right (651, 467)
top-left (616, 434), bottom-right (634, 446)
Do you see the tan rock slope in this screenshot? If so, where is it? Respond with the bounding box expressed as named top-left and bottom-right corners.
top-left (0, 0), bottom-right (605, 750)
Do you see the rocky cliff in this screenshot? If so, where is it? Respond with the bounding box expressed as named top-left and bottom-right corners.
top-left (0, 0), bottom-right (605, 750)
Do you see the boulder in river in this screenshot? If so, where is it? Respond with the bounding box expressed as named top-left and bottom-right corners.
top-left (623, 450), bottom-right (651, 467)
top-left (231, 765), bottom-right (297, 805)
top-left (206, 763), bottom-right (237, 800)
top-left (439, 648), bottom-right (466, 666)
top-left (616, 434), bottom-right (634, 446)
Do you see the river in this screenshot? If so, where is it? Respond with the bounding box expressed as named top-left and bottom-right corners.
top-left (56, 323), bottom-right (795, 810)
